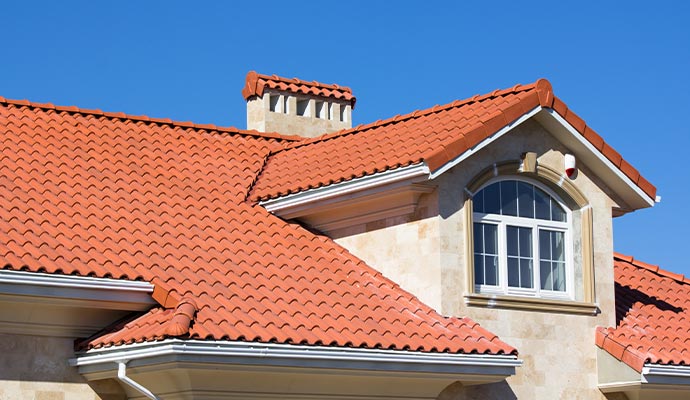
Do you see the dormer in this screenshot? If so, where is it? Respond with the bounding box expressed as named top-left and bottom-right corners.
top-left (242, 71), bottom-right (356, 138)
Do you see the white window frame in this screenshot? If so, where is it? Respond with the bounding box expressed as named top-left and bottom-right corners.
top-left (473, 176), bottom-right (574, 300)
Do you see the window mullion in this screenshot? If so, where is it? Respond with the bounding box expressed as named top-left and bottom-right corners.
top-left (499, 220), bottom-right (507, 293)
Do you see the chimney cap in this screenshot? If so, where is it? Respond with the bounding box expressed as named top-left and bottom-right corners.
top-left (242, 71), bottom-right (356, 109)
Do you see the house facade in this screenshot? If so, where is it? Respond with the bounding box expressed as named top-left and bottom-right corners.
top-left (0, 72), bottom-right (687, 399)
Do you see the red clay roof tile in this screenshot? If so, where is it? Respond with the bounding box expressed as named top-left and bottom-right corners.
top-left (250, 79), bottom-right (656, 202)
top-left (241, 71), bottom-right (356, 107)
top-left (0, 96), bottom-right (514, 356)
top-left (597, 254), bottom-right (690, 371)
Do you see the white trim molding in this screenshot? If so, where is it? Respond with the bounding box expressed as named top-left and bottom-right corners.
top-left (0, 270), bottom-right (155, 337)
top-left (261, 163), bottom-right (431, 215)
top-left (261, 163), bottom-right (433, 232)
top-left (72, 339), bottom-right (521, 398)
top-left (0, 269), bottom-right (155, 309)
top-left (536, 109), bottom-right (655, 211)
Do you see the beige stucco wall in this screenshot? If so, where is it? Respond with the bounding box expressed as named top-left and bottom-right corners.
top-left (333, 118), bottom-right (621, 399)
top-left (0, 333), bottom-right (124, 400)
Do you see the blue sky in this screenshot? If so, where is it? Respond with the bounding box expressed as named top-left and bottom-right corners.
top-left (2, 2), bottom-right (689, 274)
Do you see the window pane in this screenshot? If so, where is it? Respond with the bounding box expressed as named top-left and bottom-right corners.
top-left (534, 186), bottom-right (550, 220)
top-left (474, 254), bottom-right (484, 285)
top-left (517, 181), bottom-right (534, 218)
top-left (500, 181), bottom-right (518, 216)
top-left (473, 223), bottom-right (483, 252)
top-left (552, 262), bottom-right (565, 292)
top-left (473, 190), bottom-right (484, 213)
top-left (507, 226), bottom-right (518, 256)
top-left (551, 200), bottom-right (566, 222)
top-left (540, 261), bottom-right (553, 290)
top-left (484, 182), bottom-right (501, 214)
top-left (520, 259), bottom-right (533, 288)
top-left (551, 231), bottom-right (565, 261)
top-left (484, 224), bottom-right (498, 254)
top-left (539, 230), bottom-right (550, 259)
top-left (507, 257), bottom-right (519, 287)
top-left (518, 227), bottom-right (532, 257)
top-left (485, 255), bottom-right (498, 286)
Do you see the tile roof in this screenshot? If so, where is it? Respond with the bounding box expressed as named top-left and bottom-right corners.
top-left (0, 97), bottom-right (514, 355)
top-left (249, 79), bottom-right (656, 203)
top-left (241, 71), bottom-right (356, 106)
top-left (596, 254), bottom-right (690, 372)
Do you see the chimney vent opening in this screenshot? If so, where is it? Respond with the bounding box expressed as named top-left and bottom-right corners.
top-left (296, 99), bottom-right (310, 117)
top-left (269, 95), bottom-right (280, 112)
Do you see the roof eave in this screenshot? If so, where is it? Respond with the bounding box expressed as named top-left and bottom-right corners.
top-left (71, 338), bottom-right (521, 384)
top-left (260, 162), bottom-right (431, 228)
top-left (0, 270), bottom-right (155, 337)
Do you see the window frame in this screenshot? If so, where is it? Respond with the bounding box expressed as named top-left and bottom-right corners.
top-left (472, 176), bottom-right (574, 301)
top-left (471, 175), bottom-right (575, 300)
top-left (463, 161), bottom-right (598, 315)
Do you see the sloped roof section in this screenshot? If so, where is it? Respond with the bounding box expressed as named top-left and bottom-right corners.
top-left (249, 79), bottom-right (655, 203)
top-left (0, 97), bottom-right (514, 355)
top-left (242, 71), bottom-right (356, 106)
top-left (596, 254), bottom-right (690, 372)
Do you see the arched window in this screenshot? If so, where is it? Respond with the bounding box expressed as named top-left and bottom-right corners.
top-left (473, 178), bottom-right (571, 299)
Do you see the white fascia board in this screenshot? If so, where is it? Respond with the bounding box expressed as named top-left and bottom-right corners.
top-left (543, 109), bottom-right (655, 208)
top-left (260, 163), bottom-right (431, 214)
top-left (71, 339), bottom-right (520, 379)
top-left (429, 106), bottom-right (543, 179)
top-left (0, 269), bottom-right (155, 310)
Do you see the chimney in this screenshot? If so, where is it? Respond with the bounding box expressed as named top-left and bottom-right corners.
top-left (242, 71), bottom-right (356, 138)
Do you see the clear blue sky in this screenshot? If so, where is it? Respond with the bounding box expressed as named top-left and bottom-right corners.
top-left (2, 2), bottom-right (689, 274)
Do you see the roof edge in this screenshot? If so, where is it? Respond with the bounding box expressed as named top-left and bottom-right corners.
top-left (614, 252), bottom-right (689, 285)
top-left (71, 338), bottom-right (521, 379)
top-left (596, 326), bottom-right (648, 373)
top-left (0, 269), bottom-right (156, 311)
top-left (260, 162), bottom-right (430, 215)
top-left (0, 95), bottom-right (303, 142)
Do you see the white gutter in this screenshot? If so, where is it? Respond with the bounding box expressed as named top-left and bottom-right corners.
top-left (71, 339), bottom-right (520, 379)
top-left (118, 361), bottom-right (160, 400)
top-left (642, 364), bottom-right (690, 385)
top-left (0, 269), bottom-right (155, 310)
top-left (260, 162), bottom-right (431, 214)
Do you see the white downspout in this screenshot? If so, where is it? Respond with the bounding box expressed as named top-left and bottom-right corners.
top-left (117, 361), bottom-right (161, 400)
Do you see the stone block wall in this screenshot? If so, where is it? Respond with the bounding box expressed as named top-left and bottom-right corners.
top-left (0, 333), bottom-right (124, 400)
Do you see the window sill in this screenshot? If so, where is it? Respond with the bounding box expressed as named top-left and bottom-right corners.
top-left (464, 293), bottom-right (599, 315)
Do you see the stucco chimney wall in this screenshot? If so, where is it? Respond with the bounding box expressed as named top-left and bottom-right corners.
top-left (243, 72), bottom-right (355, 138)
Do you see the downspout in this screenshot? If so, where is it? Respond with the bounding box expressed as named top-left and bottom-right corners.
top-left (117, 361), bottom-right (161, 400)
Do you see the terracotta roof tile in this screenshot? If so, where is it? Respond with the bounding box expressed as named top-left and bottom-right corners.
top-left (250, 79), bottom-right (656, 202)
top-left (241, 71), bottom-right (356, 107)
top-left (0, 96), bottom-right (514, 356)
top-left (597, 254), bottom-right (690, 372)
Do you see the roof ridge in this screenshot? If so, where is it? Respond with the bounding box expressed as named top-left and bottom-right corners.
top-left (276, 79), bottom-right (547, 154)
top-left (0, 95), bottom-right (304, 142)
top-left (252, 71), bottom-right (353, 93)
top-left (614, 252), bottom-right (690, 285)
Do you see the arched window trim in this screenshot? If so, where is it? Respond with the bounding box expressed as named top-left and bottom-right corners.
top-left (472, 176), bottom-right (574, 300)
top-left (463, 161), bottom-right (598, 315)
